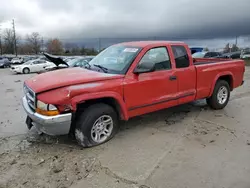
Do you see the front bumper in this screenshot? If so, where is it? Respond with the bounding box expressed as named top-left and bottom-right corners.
top-left (10, 68), bottom-right (20, 73)
top-left (22, 97), bottom-right (72, 135)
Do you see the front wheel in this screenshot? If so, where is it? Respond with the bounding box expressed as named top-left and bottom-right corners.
top-left (75, 103), bottom-right (119, 148)
top-left (206, 80), bottom-right (230, 110)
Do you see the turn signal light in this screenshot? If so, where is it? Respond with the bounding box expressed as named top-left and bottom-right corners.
top-left (36, 108), bottom-right (60, 116)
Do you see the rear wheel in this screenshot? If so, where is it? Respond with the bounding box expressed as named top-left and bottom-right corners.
top-left (23, 67), bottom-right (30, 74)
top-left (206, 80), bottom-right (230, 109)
top-left (75, 103), bottom-right (119, 148)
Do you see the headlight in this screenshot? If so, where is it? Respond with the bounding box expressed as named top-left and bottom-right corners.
top-left (37, 100), bottom-right (48, 110)
top-left (36, 100), bottom-right (59, 116)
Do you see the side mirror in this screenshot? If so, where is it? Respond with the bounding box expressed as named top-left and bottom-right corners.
top-left (133, 62), bottom-right (155, 74)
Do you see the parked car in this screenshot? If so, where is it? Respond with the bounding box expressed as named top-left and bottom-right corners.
top-left (190, 47), bottom-right (206, 54)
top-left (22, 41), bottom-right (245, 147)
top-left (11, 59), bottom-right (53, 74)
top-left (46, 57), bottom-right (95, 71)
top-left (0, 57), bottom-right (11, 68)
top-left (63, 57), bottom-right (78, 62)
top-left (43, 53), bottom-right (95, 71)
top-left (192, 51), bottom-right (222, 58)
top-left (5, 56), bottom-right (15, 61)
top-left (217, 51), bottom-right (241, 59)
top-left (11, 57), bottom-right (24, 65)
top-left (241, 51), bottom-right (250, 59)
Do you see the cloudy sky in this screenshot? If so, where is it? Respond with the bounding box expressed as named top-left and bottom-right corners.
top-left (1, 0), bottom-right (250, 48)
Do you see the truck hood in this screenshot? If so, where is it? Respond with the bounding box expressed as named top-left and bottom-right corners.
top-left (25, 68), bottom-right (124, 93)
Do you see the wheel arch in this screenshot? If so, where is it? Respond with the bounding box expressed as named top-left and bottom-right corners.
top-left (71, 92), bottom-right (128, 121)
top-left (209, 72), bottom-right (234, 97)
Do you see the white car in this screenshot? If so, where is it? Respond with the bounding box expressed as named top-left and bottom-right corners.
top-left (44, 56), bottom-right (95, 71)
top-left (241, 52), bottom-right (250, 59)
top-left (11, 57), bottom-right (23, 64)
top-left (10, 59), bottom-right (54, 74)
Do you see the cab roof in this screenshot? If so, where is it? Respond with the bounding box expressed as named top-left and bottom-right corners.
top-left (117, 41), bottom-right (185, 48)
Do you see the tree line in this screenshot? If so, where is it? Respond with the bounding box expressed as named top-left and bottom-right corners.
top-left (1, 29), bottom-right (99, 56)
top-left (1, 28), bottom-right (248, 56)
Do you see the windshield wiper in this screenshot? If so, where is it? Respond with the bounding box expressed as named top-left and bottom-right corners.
top-left (84, 62), bottom-right (92, 69)
top-left (93, 64), bottom-right (108, 73)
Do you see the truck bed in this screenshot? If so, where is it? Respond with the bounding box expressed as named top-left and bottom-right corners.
top-left (194, 58), bottom-right (245, 100)
top-left (193, 58), bottom-right (233, 66)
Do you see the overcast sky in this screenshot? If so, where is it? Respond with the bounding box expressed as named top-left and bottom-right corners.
top-left (1, 0), bottom-right (250, 48)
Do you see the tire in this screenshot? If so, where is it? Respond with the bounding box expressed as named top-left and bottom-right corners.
top-left (4, 64), bottom-right (10, 68)
top-left (23, 67), bottom-right (30, 74)
top-left (75, 103), bottom-right (119, 148)
top-left (206, 80), bottom-right (230, 110)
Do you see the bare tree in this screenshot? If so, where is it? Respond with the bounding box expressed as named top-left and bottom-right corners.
top-left (46, 38), bottom-right (64, 55)
top-left (203, 47), bottom-right (209, 51)
top-left (71, 46), bottom-right (81, 55)
top-left (26, 32), bottom-right (42, 54)
top-left (2, 28), bottom-right (21, 54)
top-left (223, 43), bottom-right (239, 53)
top-left (18, 43), bottom-right (32, 55)
top-left (64, 42), bottom-right (75, 53)
top-left (3, 29), bottom-right (15, 54)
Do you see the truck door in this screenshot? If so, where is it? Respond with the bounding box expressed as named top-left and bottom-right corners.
top-left (171, 45), bottom-right (196, 104)
top-left (124, 46), bottom-right (178, 118)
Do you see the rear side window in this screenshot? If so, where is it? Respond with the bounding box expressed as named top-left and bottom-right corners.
top-left (171, 46), bottom-right (190, 68)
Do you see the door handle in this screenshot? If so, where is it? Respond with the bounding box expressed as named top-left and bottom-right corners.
top-left (169, 75), bottom-right (177, 81)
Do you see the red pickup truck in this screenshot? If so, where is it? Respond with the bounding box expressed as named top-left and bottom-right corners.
top-left (22, 41), bottom-right (245, 147)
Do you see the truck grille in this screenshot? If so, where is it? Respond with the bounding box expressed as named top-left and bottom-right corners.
top-left (23, 84), bottom-right (36, 111)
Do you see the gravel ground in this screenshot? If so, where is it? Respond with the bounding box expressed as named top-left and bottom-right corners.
top-left (0, 68), bottom-right (250, 188)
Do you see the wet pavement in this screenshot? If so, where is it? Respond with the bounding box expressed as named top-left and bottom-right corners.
top-left (0, 68), bottom-right (250, 188)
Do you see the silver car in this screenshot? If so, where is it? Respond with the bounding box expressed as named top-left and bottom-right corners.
top-left (0, 57), bottom-right (11, 68)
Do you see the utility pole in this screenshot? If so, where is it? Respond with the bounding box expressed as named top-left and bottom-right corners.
top-left (0, 25), bottom-right (2, 55)
top-left (41, 37), bottom-right (44, 53)
top-left (12, 19), bottom-right (17, 56)
top-left (235, 36), bottom-right (238, 46)
top-left (0, 35), bottom-right (2, 56)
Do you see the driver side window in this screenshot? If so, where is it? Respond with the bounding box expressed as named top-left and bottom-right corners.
top-left (139, 47), bottom-right (171, 71)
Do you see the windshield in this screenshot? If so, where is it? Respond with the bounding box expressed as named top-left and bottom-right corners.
top-left (67, 58), bottom-right (81, 67)
top-left (88, 45), bottom-right (141, 74)
top-left (192, 52), bottom-right (206, 58)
